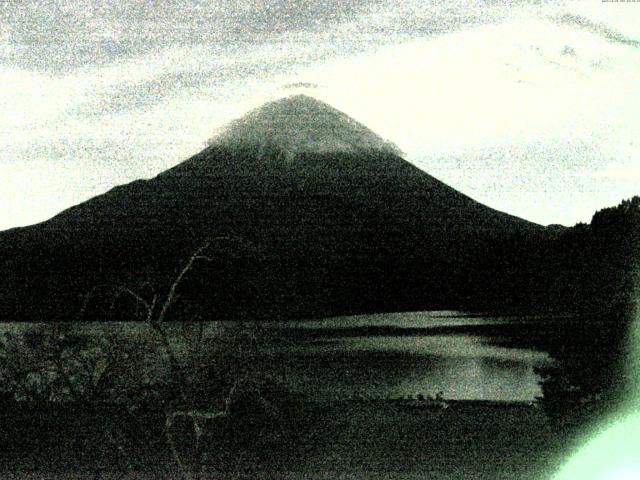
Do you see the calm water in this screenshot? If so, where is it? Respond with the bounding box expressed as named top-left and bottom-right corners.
top-left (267, 311), bottom-right (551, 402)
top-left (0, 312), bottom-right (552, 402)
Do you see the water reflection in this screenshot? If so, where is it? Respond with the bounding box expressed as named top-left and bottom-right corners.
top-left (0, 313), bottom-right (552, 402)
top-left (270, 314), bottom-right (551, 402)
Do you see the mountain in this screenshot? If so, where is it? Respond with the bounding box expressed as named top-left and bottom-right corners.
top-left (0, 95), bottom-right (547, 322)
top-left (214, 94), bottom-right (402, 159)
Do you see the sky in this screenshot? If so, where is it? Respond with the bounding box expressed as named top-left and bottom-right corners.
top-left (1, 0), bottom-right (639, 230)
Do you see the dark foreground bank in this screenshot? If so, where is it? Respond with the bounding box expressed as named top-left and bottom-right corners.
top-left (0, 399), bottom-right (569, 479)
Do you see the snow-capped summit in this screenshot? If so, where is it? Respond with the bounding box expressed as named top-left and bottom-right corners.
top-left (212, 94), bottom-right (401, 158)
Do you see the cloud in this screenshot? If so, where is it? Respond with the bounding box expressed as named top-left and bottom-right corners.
top-left (286, 17), bottom-right (640, 225)
top-left (552, 12), bottom-right (640, 48)
top-left (594, 163), bottom-right (640, 180)
top-left (303, 18), bottom-right (639, 151)
top-left (0, 0), bottom-right (385, 72)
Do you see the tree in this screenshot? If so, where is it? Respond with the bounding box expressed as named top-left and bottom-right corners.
top-left (0, 236), bottom-right (281, 479)
top-left (536, 196), bottom-right (640, 432)
top-left (74, 236), bottom-right (284, 479)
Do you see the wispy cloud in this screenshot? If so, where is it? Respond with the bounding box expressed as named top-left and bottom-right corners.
top-left (594, 162), bottom-right (640, 180)
top-left (552, 12), bottom-right (640, 48)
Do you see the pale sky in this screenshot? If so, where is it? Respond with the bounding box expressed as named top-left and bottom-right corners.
top-left (1, 0), bottom-right (639, 230)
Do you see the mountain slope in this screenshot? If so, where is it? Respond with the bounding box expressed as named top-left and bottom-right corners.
top-left (215, 94), bottom-right (402, 159)
top-left (0, 95), bottom-right (545, 322)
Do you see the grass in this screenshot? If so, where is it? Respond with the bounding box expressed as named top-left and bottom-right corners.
top-left (0, 399), bottom-right (569, 479)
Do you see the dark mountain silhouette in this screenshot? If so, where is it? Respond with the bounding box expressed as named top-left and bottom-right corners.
top-left (0, 95), bottom-right (589, 322)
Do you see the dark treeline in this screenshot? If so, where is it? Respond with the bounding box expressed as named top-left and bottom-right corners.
top-left (523, 196), bottom-right (638, 430)
top-left (465, 196), bottom-right (639, 315)
top-left (459, 196), bottom-right (639, 430)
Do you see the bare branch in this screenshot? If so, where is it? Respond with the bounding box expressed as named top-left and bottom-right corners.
top-left (77, 284), bottom-right (117, 320)
top-left (149, 321), bottom-right (180, 376)
top-left (111, 286), bottom-right (152, 315)
top-left (154, 234), bottom-right (259, 324)
top-left (164, 411), bottom-right (194, 480)
top-left (156, 240), bottom-right (213, 324)
top-left (147, 294), bottom-right (158, 323)
top-left (169, 409), bottom-right (228, 422)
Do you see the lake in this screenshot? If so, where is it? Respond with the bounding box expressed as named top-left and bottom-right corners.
top-left (0, 311), bottom-right (553, 403)
top-left (265, 311), bottom-right (553, 402)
